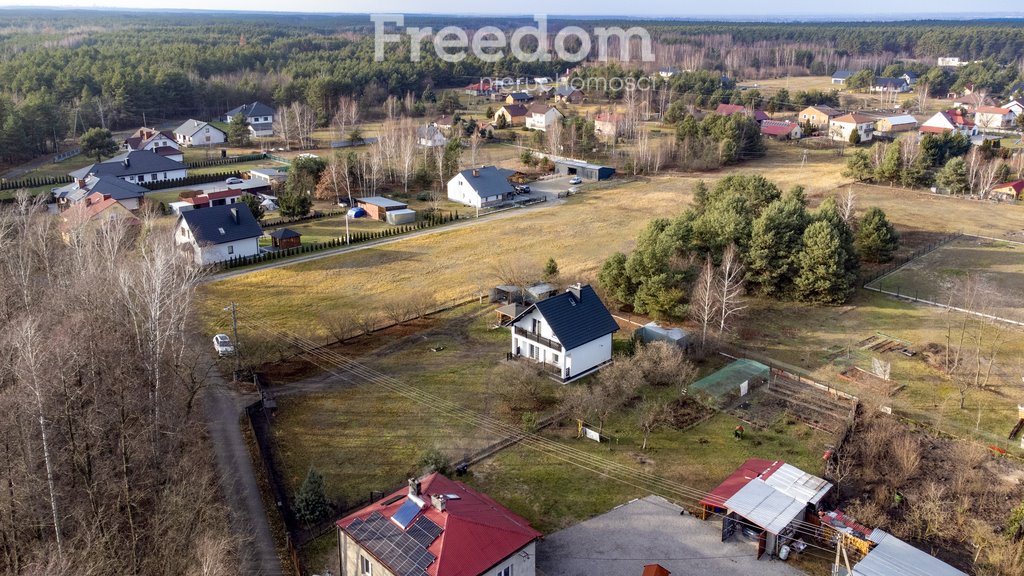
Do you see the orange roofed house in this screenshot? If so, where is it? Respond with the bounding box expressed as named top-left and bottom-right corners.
top-left (338, 473), bottom-right (541, 576)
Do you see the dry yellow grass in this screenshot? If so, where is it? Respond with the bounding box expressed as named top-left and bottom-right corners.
top-left (200, 141), bottom-right (850, 337)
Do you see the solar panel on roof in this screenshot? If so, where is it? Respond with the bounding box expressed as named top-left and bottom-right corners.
top-left (412, 516), bottom-right (443, 539)
top-left (392, 499), bottom-right (422, 529)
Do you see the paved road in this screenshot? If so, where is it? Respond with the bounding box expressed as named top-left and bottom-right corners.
top-left (205, 194), bottom-right (567, 283)
top-left (204, 376), bottom-right (284, 576)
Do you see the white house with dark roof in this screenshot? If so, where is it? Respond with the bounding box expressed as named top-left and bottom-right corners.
top-left (174, 119), bottom-right (227, 147)
top-left (70, 150), bottom-right (188, 185)
top-left (870, 77), bottom-right (910, 93)
top-left (122, 127), bottom-right (182, 160)
top-left (509, 284), bottom-right (619, 382)
top-left (831, 70), bottom-right (852, 84)
top-left (447, 166), bottom-right (516, 208)
top-left (224, 101), bottom-right (275, 137)
top-left (175, 203), bottom-right (263, 265)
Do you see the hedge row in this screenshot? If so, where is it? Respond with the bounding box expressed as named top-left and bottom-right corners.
top-left (142, 171), bottom-right (242, 191)
top-left (0, 174), bottom-right (73, 191)
top-left (222, 211), bottom-right (462, 270)
top-left (185, 153), bottom-right (268, 169)
top-left (262, 210), bottom-right (345, 229)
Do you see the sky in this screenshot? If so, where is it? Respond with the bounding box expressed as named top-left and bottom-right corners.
top-left (1, 0), bottom-right (1020, 18)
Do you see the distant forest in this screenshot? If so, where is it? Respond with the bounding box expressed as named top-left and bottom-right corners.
top-left (1, 10), bottom-right (1023, 163)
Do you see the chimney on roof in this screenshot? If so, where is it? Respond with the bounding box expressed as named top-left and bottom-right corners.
top-left (76, 178), bottom-right (87, 189)
top-left (230, 207), bottom-right (239, 224)
top-left (472, 169), bottom-right (479, 177)
top-left (194, 120), bottom-right (199, 127)
top-left (408, 478), bottom-right (421, 498)
top-left (122, 158), bottom-right (130, 168)
top-left (568, 283), bottom-right (582, 301)
top-left (430, 494), bottom-right (446, 513)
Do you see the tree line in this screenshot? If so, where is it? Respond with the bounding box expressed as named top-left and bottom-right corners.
top-left (0, 194), bottom-right (236, 575)
top-left (598, 175), bottom-right (898, 328)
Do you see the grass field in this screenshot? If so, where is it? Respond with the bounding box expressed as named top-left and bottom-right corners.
top-left (466, 411), bottom-right (832, 534)
top-left (866, 236), bottom-right (1024, 323)
top-left (201, 142), bottom-right (849, 337)
top-left (268, 303), bottom-right (558, 507)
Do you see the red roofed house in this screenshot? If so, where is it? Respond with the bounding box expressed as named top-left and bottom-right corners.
top-left (974, 106), bottom-right (1017, 131)
top-left (991, 180), bottom-right (1024, 201)
top-left (920, 110), bottom-right (978, 137)
top-left (338, 473), bottom-right (541, 576)
top-left (715, 103), bottom-right (770, 123)
top-left (760, 120), bottom-right (802, 140)
top-left (464, 81), bottom-right (494, 97)
top-left (59, 192), bottom-right (138, 243)
top-left (593, 112), bottom-right (626, 139)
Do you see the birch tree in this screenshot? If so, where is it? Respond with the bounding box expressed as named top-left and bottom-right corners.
top-left (690, 256), bottom-right (719, 350)
top-left (716, 244), bottom-right (747, 336)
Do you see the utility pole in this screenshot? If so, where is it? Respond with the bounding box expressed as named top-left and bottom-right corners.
top-left (224, 302), bottom-right (241, 378)
top-left (345, 213), bottom-right (350, 245)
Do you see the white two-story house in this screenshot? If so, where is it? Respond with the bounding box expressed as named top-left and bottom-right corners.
top-left (525, 104), bottom-right (563, 132)
top-left (224, 101), bottom-right (275, 137)
top-left (508, 284), bottom-right (619, 382)
top-left (829, 113), bottom-right (875, 143)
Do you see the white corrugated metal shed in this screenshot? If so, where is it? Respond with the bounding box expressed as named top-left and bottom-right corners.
top-left (853, 530), bottom-right (967, 576)
top-left (724, 479), bottom-right (805, 534)
top-left (762, 463), bottom-right (833, 506)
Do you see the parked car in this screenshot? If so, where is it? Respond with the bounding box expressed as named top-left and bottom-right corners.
top-left (567, 186), bottom-right (579, 194)
top-left (213, 334), bottom-right (235, 356)
top-left (516, 185), bottom-right (531, 193)
top-left (347, 206), bottom-right (367, 218)
top-left (569, 176), bottom-right (583, 185)
top-left (225, 177), bottom-right (244, 185)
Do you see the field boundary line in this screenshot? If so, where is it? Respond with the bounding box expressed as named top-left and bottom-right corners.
top-left (965, 233), bottom-right (1024, 247)
top-left (862, 285), bottom-right (1024, 327)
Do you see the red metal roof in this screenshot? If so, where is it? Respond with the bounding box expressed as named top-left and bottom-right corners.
top-left (919, 125), bottom-right (952, 134)
top-left (699, 458), bottom-right (779, 509)
top-left (760, 121), bottom-right (799, 136)
top-left (642, 564), bottom-right (671, 576)
top-left (338, 473), bottom-right (540, 576)
top-left (976, 106), bottom-right (1010, 115)
top-left (993, 180), bottom-right (1024, 194)
top-left (715, 103), bottom-right (746, 115)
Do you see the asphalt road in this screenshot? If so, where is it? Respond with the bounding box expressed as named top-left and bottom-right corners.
top-left (204, 376), bottom-right (284, 576)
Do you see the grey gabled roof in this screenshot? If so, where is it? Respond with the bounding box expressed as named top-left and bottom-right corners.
top-left (174, 119), bottom-right (226, 138)
top-left (70, 150), bottom-right (186, 179)
top-left (517, 285), bottom-right (619, 351)
top-left (832, 69), bottom-right (853, 79)
top-left (179, 203), bottom-right (263, 245)
top-left (555, 85), bottom-right (581, 97)
top-left (454, 166), bottom-right (515, 197)
top-left (269, 227), bottom-right (301, 240)
top-left (84, 175), bottom-right (147, 200)
top-left (226, 101), bottom-right (275, 118)
top-left (874, 77), bottom-right (908, 88)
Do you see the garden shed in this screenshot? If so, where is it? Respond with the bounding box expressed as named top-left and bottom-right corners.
top-left (269, 227), bottom-right (302, 249)
top-left (385, 208), bottom-right (417, 225)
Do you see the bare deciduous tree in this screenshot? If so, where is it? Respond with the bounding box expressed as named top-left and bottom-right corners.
top-left (716, 244), bottom-right (747, 336)
top-left (690, 256), bottom-right (718, 350)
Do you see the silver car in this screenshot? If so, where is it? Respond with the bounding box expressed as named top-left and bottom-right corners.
top-left (213, 334), bottom-right (235, 356)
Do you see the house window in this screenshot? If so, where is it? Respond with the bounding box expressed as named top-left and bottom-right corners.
top-left (151, 173), bottom-right (158, 180)
top-left (531, 319), bottom-right (540, 334)
top-left (228, 245), bottom-right (234, 255)
top-left (497, 566), bottom-right (513, 576)
top-left (551, 353), bottom-right (559, 365)
top-left (359, 555), bottom-right (372, 576)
